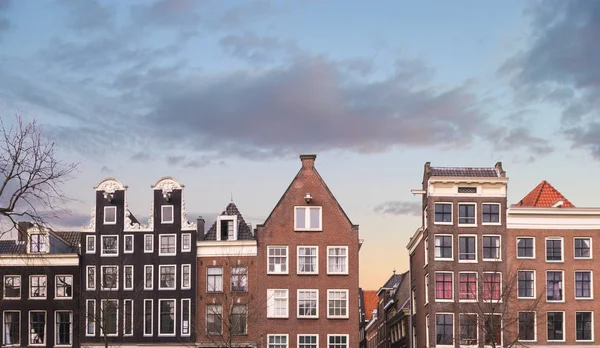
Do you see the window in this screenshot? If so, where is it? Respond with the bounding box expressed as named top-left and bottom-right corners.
top-left (159, 265), bottom-right (176, 290)
top-left (101, 235), bottom-right (118, 256)
top-left (85, 300), bottom-right (95, 336)
top-left (207, 267), bottom-right (223, 292)
top-left (435, 272), bottom-right (453, 301)
top-left (159, 234), bottom-right (176, 256)
top-left (434, 203), bottom-right (452, 223)
top-left (518, 312), bottom-right (535, 341)
top-left (29, 311), bottom-right (46, 345)
top-left (327, 290), bottom-right (348, 318)
top-left (327, 247), bottom-right (348, 274)
top-left (104, 206), bottom-right (117, 224)
top-left (182, 233), bottom-right (191, 252)
top-left (298, 290), bottom-right (318, 318)
top-left (144, 265), bottom-right (153, 290)
top-left (30, 275), bottom-right (47, 299)
top-left (484, 315), bottom-right (502, 346)
top-left (434, 235), bottom-right (453, 260)
top-left (101, 300), bottom-right (118, 336)
top-left (575, 271), bottom-right (592, 299)
top-left (55, 311), bottom-right (72, 346)
top-left (268, 246), bottom-right (288, 274)
top-left (482, 203), bottom-right (500, 224)
top-left (86, 235), bottom-right (96, 254)
top-left (458, 186), bottom-right (477, 193)
top-left (231, 266), bottom-right (248, 292)
top-left (298, 246), bottom-right (318, 274)
top-left (425, 273), bottom-right (429, 304)
top-left (206, 304), bottom-right (222, 335)
top-left (458, 235), bottom-right (476, 261)
top-left (546, 238), bottom-right (563, 261)
top-left (123, 299), bottom-right (133, 336)
top-left (458, 203), bottom-right (476, 225)
top-left (124, 266), bottom-right (133, 291)
top-left (328, 335), bottom-right (348, 348)
top-left (29, 234), bottom-right (48, 253)
top-left (268, 335), bottom-right (288, 348)
top-left (124, 235), bottom-right (134, 253)
top-left (576, 312), bottom-right (593, 341)
top-left (547, 312), bottom-right (564, 341)
top-left (161, 205), bottom-right (174, 224)
top-left (547, 271), bottom-right (563, 301)
top-left (459, 273), bottom-right (477, 301)
top-left (518, 271), bottom-right (535, 299)
top-left (217, 216), bottom-right (237, 241)
top-left (459, 314), bottom-right (477, 345)
top-left (517, 237), bottom-right (534, 258)
top-left (3, 275), bottom-right (20, 299)
top-left (55, 275), bottom-right (73, 299)
top-left (267, 289), bottom-right (289, 318)
top-left (295, 206), bottom-right (322, 231)
top-left (86, 266), bottom-right (96, 291)
top-left (299, 335), bottom-right (318, 348)
top-left (144, 234), bottom-right (154, 253)
top-left (101, 266), bottom-right (118, 290)
top-left (3, 311), bottom-right (20, 345)
top-left (424, 237), bottom-right (429, 266)
top-left (483, 273), bottom-right (501, 302)
top-left (435, 314), bottom-right (453, 346)
top-left (482, 235), bottom-right (501, 260)
top-left (181, 264), bottom-right (191, 290)
top-left (144, 300), bottom-right (153, 336)
top-left (231, 305), bottom-right (247, 335)
top-left (575, 238), bottom-right (592, 259)
top-left (181, 299), bottom-right (191, 336)
top-left (159, 299), bottom-right (175, 335)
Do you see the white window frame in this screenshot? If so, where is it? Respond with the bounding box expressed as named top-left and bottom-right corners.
top-left (574, 270), bottom-right (593, 300)
top-left (143, 299), bottom-right (153, 337)
top-left (231, 266), bottom-right (248, 292)
top-left (85, 299), bottom-right (95, 337)
top-left (458, 234), bottom-right (477, 263)
top-left (144, 234), bottom-right (154, 253)
top-left (294, 206), bottom-right (323, 231)
top-left (458, 272), bottom-right (478, 302)
top-left (144, 265), bottom-right (153, 290)
top-left (424, 237), bottom-right (429, 266)
top-left (158, 234), bottom-right (177, 256)
top-left (297, 289), bottom-right (319, 319)
top-left (517, 311), bottom-right (536, 342)
top-left (124, 235), bottom-right (134, 254)
top-left (29, 275), bottom-right (47, 300)
top-left (161, 205), bottom-right (174, 224)
top-left (267, 289), bottom-right (289, 318)
top-left (459, 313), bottom-right (478, 346)
top-left (481, 202), bottom-right (501, 225)
top-left (546, 311), bottom-right (566, 342)
top-left (86, 235), bottom-right (96, 254)
top-left (483, 313), bottom-right (503, 347)
top-left (434, 235), bottom-right (454, 261)
top-left (181, 299), bottom-right (191, 337)
top-left (268, 334), bottom-right (289, 348)
top-left (3, 275), bottom-right (21, 300)
top-left (100, 235), bottom-right (119, 257)
top-left (425, 314), bottom-right (430, 347)
top-left (206, 304), bottom-right (222, 335)
top-left (435, 312), bottom-right (454, 348)
top-left (482, 235), bottom-right (502, 261)
top-left (100, 299), bottom-right (119, 337)
top-left (574, 237), bottom-right (593, 260)
top-left (54, 310), bottom-right (73, 347)
top-left (327, 246), bottom-right (349, 275)
top-left (575, 311), bottom-right (594, 342)
top-left (181, 264), bottom-right (191, 290)
top-left (216, 215), bottom-right (238, 241)
top-left (28, 310), bottom-right (47, 346)
top-left (181, 233), bottom-right (192, 252)
top-left (2, 310), bottom-right (21, 346)
top-left (158, 299), bottom-right (177, 336)
top-left (546, 270), bottom-right (565, 303)
top-left (103, 206), bottom-right (117, 225)
top-left (158, 265), bottom-right (177, 291)
top-left (297, 246), bottom-right (319, 275)
top-left (327, 289), bottom-right (349, 319)
top-left (207, 266), bottom-right (223, 292)
top-left (516, 236), bottom-right (535, 259)
top-left (86, 266), bottom-right (96, 291)
top-left (123, 265), bottom-right (134, 291)
top-left (28, 233), bottom-right (48, 254)
top-left (517, 270), bottom-right (536, 300)
top-left (123, 299), bottom-right (133, 337)
top-left (54, 275), bottom-right (73, 299)
top-left (424, 273), bottom-right (429, 304)
top-left (434, 271), bottom-right (454, 302)
top-left (545, 237), bottom-right (564, 263)
top-left (267, 246), bottom-right (289, 275)
top-left (298, 334), bottom-right (319, 348)
top-left (457, 202), bottom-right (477, 226)
top-left (433, 202), bottom-right (453, 225)
top-left (327, 334), bottom-right (349, 348)
top-left (482, 272), bottom-right (503, 303)
top-left (100, 265), bottom-right (119, 291)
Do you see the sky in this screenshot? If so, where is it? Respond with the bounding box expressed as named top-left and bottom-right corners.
top-left (1, 0), bottom-right (600, 289)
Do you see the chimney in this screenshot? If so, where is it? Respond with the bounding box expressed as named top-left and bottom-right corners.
top-left (197, 216), bottom-right (205, 240)
top-left (300, 154), bottom-right (317, 169)
top-left (495, 161), bottom-right (506, 177)
top-left (17, 221), bottom-right (33, 242)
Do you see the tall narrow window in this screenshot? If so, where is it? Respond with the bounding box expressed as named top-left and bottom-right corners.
top-left (29, 311), bottom-right (46, 345)
top-left (327, 246), bottom-right (348, 274)
top-left (144, 265), bottom-right (153, 290)
top-left (144, 299), bottom-right (153, 336)
top-left (575, 271), bottom-right (592, 299)
top-left (207, 267), bottom-right (223, 292)
top-left (459, 273), bottom-right (477, 301)
top-left (458, 236), bottom-right (476, 261)
top-left (181, 233), bottom-right (192, 252)
top-left (86, 300), bottom-right (96, 336)
top-left (104, 206), bottom-right (117, 224)
top-left (517, 271), bottom-right (535, 299)
top-left (181, 264), bottom-right (191, 289)
top-left (159, 265), bottom-right (176, 290)
top-left (484, 315), bottom-right (502, 346)
top-left (3, 311), bottom-right (20, 345)
top-left (298, 246), bottom-right (318, 274)
top-left (124, 299), bottom-right (133, 336)
top-left (30, 275), bottom-right (47, 299)
top-left (55, 275), bottom-right (73, 299)
top-left (144, 234), bottom-right (154, 253)
top-left (181, 299), bottom-right (191, 336)
top-left (55, 311), bottom-right (72, 346)
top-left (482, 236), bottom-right (501, 260)
top-left (124, 266), bottom-right (134, 290)
top-left (436, 314), bottom-right (453, 345)
top-left (518, 312), bottom-right (535, 341)
top-left (231, 305), bottom-right (247, 335)
top-left (124, 235), bottom-right (134, 253)
top-left (459, 314), bottom-right (477, 345)
top-left (101, 300), bottom-right (118, 336)
top-left (435, 272), bottom-right (453, 301)
top-left (161, 205), bottom-right (174, 224)
top-left (576, 312), bottom-right (593, 341)
top-left (231, 266), bottom-right (248, 292)
top-left (267, 289), bottom-right (289, 318)
top-left (86, 235), bottom-right (96, 254)
top-left (206, 304), bottom-right (222, 335)
top-left (547, 312), bottom-right (564, 341)
top-left (294, 206), bottom-right (322, 231)
top-left (483, 273), bottom-right (501, 301)
top-left (3, 275), bottom-right (21, 299)
top-left (547, 271), bottom-right (563, 301)
top-left (268, 246), bottom-right (288, 274)
top-left (218, 217), bottom-right (236, 241)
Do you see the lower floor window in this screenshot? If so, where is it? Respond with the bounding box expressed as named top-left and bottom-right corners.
top-left (299, 335), bottom-right (318, 348)
top-left (231, 305), bottom-right (247, 335)
top-left (3, 311), bottom-right (20, 345)
top-left (206, 305), bottom-right (222, 335)
top-left (576, 311), bottom-right (593, 341)
top-left (30, 311), bottom-right (46, 345)
top-left (547, 312), bottom-right (564, 341)
top-left (101, 300), bottom-right (118, 336)
top-left (159, 299), bottom-right (175, 335)
top-left (56, 311), bottom-right (72, 345)
top-left (518, 312), bottom-right (535, 341)
top-left (484, 315), bottom-right (501, 346)
top-left (459, 314), bottom-right (477, 345)
top-left (328, 335), bottom-right (348, 348)
top-left (181, 299), bottom-right (191, 336)
top-left (144, 300), bottom-right (153, 336)
top-left (268, 334), bottom-right (288, 348)
top-left (436, 314), bottom-right (453, 345)
top-left (124, 300), bottom-right (133, 336)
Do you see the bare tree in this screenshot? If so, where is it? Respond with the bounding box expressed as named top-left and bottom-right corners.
top-left (0, 112), bottom-right (78, 238)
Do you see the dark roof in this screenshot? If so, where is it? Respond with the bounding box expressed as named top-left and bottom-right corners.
top-left (0, 230), bottom-right (79, 255)
top-left (430, 167), bottom-right (500, 177)
top-left (204, 202), bottom-right (255, 240)
top-left (53, 231), bottom-right (81, 253)
top-left (394, 271), bottom-right (411, 310)
top-left (0, 240), bottom-right (23, 254)
top-left (514, 180), bottom-right (575, 207)
top-left (381, 273), bottom-right (403, 289)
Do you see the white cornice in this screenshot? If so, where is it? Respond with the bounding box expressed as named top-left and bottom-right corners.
top-left (406, 227), bottom-right (424, 254)
top-left (197, 240), bottom-right (258, 257)
top-left (93, 177), bottom-right (127, 192)
top-left (429, 177), bottom-right (508, 184)
top-left (0, 254), bottom-right (78, 266)
top-left (508, 207), bottom-right (600, 229)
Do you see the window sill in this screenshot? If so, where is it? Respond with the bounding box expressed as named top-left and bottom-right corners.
top-left (298, 316), bottom-right (319, 319)
top-left (545, 260), bottom-right (564, 263)
top-left (435, 299), bottom-right (454, 303)
top-left (433, 258), bottom-right (454, 262)
top-left (482, 259), bottom-right (502, 262)
top-left (295, 229), bottom-right (322, 232)
top-left (29, 297), bottom-right (47, 300)
top-left (267, 272), bottom-right (289, 275)
top-left (327, 316), bottom-right (349, 319)
top-left (575, 339), bottom-right (594, 343)
top-left (55, 297), bottom-right (73, 300)
top-left (482, 223), bottom-right (501, 226)
top-left (267, 316), bottom-right (289, 319)
top-left (516, 256), bottom-right (535, 260)
top-left (459, 299), bottom-right (478, 303)
top-left (546, 300), bottom-right (565, 303)
top-left (158, 253), bottom-right (177, 257)
top-left (433, 222), bottom-right (453, 226)
top-left (458, 260), bottom-right (477, 263)
top-left (327, 272), bottom-right (349, 275)
top-left (458, 224), bottom-right (477, 227)
top-left (575, 297), bottom-right (594, 300)
top-left (574, 257), bottom-right (593, 260)
top-left (517, 297), bottom-right (535, 300)
top-left (100, 254), bottom-right (119, 257)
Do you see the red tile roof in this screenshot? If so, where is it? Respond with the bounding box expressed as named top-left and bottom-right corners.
top-left (515, 180), bottom-right (575, 207)
top-left (363, 290), bottom-right (379, 321)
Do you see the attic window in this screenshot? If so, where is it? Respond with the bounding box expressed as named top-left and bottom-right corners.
top-left (161, 205), bottom-right (174, 224)
top-left (29, 234), bottom-right (48, 253)
top-left (458, 187), bottom-right (477, 194)
top-left (104, 206), bottom-right (117, 225)
top-left (217, 216), bottom-right (237, 241)
top-left (295, 206), bottom-right (322, 231)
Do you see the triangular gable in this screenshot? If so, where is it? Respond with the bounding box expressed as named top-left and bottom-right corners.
top-left (204, 202), bottom-right (255, 240)
top-left (515, 180), bottom-right (575, 207)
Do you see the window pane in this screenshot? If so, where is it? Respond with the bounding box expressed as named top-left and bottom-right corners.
top-left (4, 312), bottom-right (20, 345)
top-left (309, 208), bottom-right (320, 229)
top-left (295, 208), bottom-right (306, 229)
top-left (160, 300), bottom-right (175, 334)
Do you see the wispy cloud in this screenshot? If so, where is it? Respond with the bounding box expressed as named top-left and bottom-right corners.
top-left (374, 201), bottom-right (421, 216)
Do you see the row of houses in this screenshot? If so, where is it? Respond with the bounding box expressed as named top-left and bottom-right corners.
top-left (0, 155), bottom-right (360, 348)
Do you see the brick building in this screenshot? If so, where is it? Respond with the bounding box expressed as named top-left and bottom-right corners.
top-left (256, 154), bottom-right (360, 348)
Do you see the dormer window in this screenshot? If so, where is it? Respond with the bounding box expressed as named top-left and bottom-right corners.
top-left (161, 205), bottom-right (174, 224)
top-left (104, 206), bottom-right (117, 225)
top-left (294, 206), bottom-right (322, 231)
top-left (29, 234), bottom-right (48, 253)
top-left (217, 216), bottom-right (238, 241)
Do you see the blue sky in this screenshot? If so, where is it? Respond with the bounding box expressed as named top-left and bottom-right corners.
top-left (1, 0), bottom-right (600, 289)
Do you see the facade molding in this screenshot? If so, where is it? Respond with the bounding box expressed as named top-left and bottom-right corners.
top-left (196, 240), bottom-right (258, 257)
